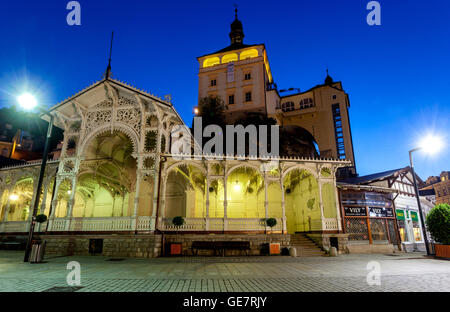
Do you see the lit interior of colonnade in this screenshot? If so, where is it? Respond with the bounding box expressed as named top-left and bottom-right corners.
top-left (51, 130), bottom-right (154, 219)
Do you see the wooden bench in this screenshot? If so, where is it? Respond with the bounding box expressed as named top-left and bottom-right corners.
top-left (0, 241), bottom-right (23, 250)
top-left (191, 241), bottom-right (250, 256)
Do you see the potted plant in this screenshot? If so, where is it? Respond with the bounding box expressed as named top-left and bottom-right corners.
top-left (35, 214), bottom-right (48, 232)
top-left (265, 218), bottom-right (280, 255)
top-left (426, 204), bottom-right (450, 258)
top-left (169, 216), bottom-right (185, 256)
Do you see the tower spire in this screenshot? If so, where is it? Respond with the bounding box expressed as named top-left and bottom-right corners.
top-left (105, 31), bottom-right (114, 79)
top-left (229, 5), bottom-right (244, 44)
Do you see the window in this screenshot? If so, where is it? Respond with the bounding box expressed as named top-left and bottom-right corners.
top-left (228, 95), bottom-right (235, 105)
top-left (332, 103), bottom-right (346, 159)
top-left (203, 57), bottom-right (220, 68)
top-left (240, 49), bottom-right (258, 60)
top-left (332, 95), bottom-right (337, 100)
top-left (299, 98), bottom-right (314, 109)
top-left (245, 92), bottom-right (252, 102)
top-left (275, 101), bottom-right (281, 109)
top-left (281, 101), bottom-right (295, 112)
top-left (210, 79), bottom-right (217, 86)
top-left (244, 73), bottom-right (251, 80)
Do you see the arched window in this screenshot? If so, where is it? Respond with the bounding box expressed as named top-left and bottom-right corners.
top-left (221, 53), bottom-right (238, 64)
top-left (203, 57), bottom-right (220, 68)
top-left (281, 102), bottom-right (295, 112)
top-left (240, 49), bottom-right (259, 60)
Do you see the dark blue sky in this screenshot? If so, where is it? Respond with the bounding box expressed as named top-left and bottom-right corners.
top-left (0, 0), bottom-right (448, 179)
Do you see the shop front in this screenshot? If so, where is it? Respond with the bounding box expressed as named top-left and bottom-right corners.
top-left (395, 205), bottom-right (425, 252)
top-left (338, 185), bottom-right (401, 253)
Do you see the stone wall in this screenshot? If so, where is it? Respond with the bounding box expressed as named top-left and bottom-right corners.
top-left (164, 234), bottom-right (290, 256)
top-left (40, 234), bottom-right (162, 259)
top-left (307, 233), bottom-right (349, 254)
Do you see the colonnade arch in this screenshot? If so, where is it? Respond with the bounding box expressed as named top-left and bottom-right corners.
top-left (283, 168), bottom-right (320, 234)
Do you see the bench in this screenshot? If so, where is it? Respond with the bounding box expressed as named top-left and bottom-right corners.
top-left (0, 241), bottom-right (24, 250)
top-left (191, 241), bottom-right (250, 256)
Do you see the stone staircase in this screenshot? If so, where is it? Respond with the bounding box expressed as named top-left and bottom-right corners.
top-left (290, 234), bottom-right (326, 257)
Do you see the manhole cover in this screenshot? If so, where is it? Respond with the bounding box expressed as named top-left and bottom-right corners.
top-left (43, 286), bottom-right (83, 292)
top-left (106, 258), bottom-right (125, 261)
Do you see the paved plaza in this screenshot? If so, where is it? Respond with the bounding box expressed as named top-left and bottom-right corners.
top-left (0, 251), bottom-right (449, 292)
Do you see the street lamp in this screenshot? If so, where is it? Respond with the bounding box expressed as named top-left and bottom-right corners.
top-left (17, 93), bottom-right (55, 262)
top-left (409, 134), bottom-right (444, 256)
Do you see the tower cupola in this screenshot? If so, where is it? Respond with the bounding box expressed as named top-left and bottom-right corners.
top-left (229, 8), bottom-right (244, 44)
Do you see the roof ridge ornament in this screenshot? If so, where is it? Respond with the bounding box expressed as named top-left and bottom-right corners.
top-left (104, 31), bottom-right (114, 79)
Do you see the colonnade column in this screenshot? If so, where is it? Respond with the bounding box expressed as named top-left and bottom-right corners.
top-left (205, 178), bottom-right (210, 231)
top-left (264, 177), bottom-right (269, 219)
top-left (333, 167), bottom-right (343, 232)
top-left (27, 179), bottom-right (39, 223)
top-left (318, 175), bottom-right (325, 231)
top-left (1, 185), bottom-right (13, 223)
top-left (151, 173), bottom-right (159, 231)
top-left (223, 176), bottom-right (227, 231)
top-left (131, 168), bottom-right (142, 231)
top-left (38, 178), bottom-right (51, 215)
top-left (280, 179), bottom-right (286, 234)
top-left (66, 176), bottom-right (78, 218)
top-left (65, 175), bottom-right (78, 231)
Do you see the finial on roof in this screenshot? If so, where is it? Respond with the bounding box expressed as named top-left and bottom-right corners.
top-left (324, 68), bottom-right (333, 85)
top-left (230, 5), bottom-right (244, 44)
top-left (104, 31), bottom-right (114, 79)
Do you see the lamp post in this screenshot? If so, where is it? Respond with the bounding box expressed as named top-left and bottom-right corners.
top-left (408, 135), bottom-right (444, 256)
top-left (409, 148), bottom-right (430, 255)
top-left (17, 93), bottom-right (54, 262)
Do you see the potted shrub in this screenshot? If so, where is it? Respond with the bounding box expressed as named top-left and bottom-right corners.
top-left (35, 214), bottom-right (48, 232)
top-left (169, 216), bottom-right (185, 256)
top-left (426, 204), bottom-right (450, 258)
top-left (265, 218), bottom-right (280, 255)
top-left (265, 218), bottom-right (277, 234)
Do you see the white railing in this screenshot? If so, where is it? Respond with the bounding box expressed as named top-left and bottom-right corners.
top-left (1, 221), bottom-right (29, 233)
top-left (69, 217), bottom-right (133, 231)
top-left (161, 217), bottom-right (283, 232)
top-left (322, 218), bottom-right (339, 231)
top-left (49, 218), bottom-right (67, 231)
top-left (136, 216), bottom-right (155, 231)
top-left (1, 217), bottom-right (283, 233)
top-left (162, 218), bottom-right (206, 231)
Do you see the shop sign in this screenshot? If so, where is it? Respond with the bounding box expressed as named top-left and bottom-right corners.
top-left (369, 207), bottom-right (393, 217)
top-left (396, 209), bottom-right (405, 220)
top-left (410, 211), bottom-right (419, 222)
top-left (344, 206), bottom-right (366, 216)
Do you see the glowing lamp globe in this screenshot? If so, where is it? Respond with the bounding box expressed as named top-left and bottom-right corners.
top-left (419, 135), bottom-right (444, 155)
top-left (17, 93), bottom-right (37, 110)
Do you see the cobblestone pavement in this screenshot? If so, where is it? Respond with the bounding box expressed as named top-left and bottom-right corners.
top-left (0, 251), bottom-right (448, 292)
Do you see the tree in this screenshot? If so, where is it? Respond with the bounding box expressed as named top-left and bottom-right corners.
top-left (196, 95), bottom-right (226, 129)
top-left (426, 203), bottom-right (450, 245)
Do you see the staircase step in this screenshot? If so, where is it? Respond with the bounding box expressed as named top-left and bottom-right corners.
top-left (290, 234), bottom-right (325, 257)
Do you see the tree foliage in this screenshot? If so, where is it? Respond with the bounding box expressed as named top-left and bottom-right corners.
top-left (426, 203), bottom-right (450, 245)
